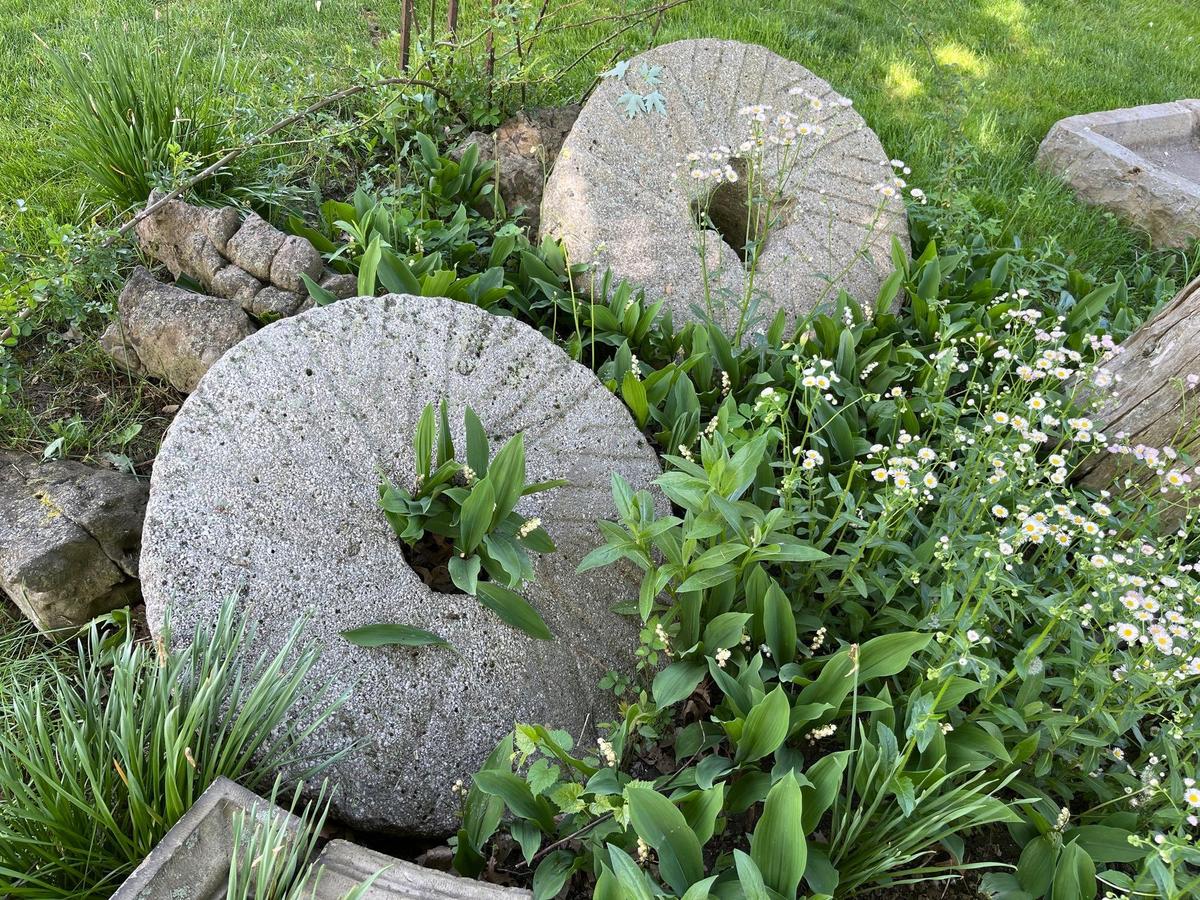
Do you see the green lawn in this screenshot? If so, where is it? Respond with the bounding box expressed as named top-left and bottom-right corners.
top-left (5, 0), bottom-right (1200, 275)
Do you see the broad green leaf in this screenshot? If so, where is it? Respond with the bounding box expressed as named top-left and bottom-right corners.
top-left (857, 631), bottom-right (933, 681)
top-left (436, 399), bottom-right (455, 466)
top-left (357, 234), bottom-right (382, 296)
top-left (299, 273), bottom-right (339, 306)
top-left (472, 771), bottom-right (555, 831)
top-left (622, 371), bottom-right (649, 428)
top-left (1017, 835), bottom-right (1057, 896)
top-left (763, 581), bottom-right (796, 665)
top-left (488, 432), bottom-right (527, 527)
top-left (733, 849), bottom-right (770, 900)
top-left (679, 784), bottom-right (724, 845)
top-left (680, 876), bottom-right (718, 900)
top-left (606, 846), bottom-right (656, 900)
top-left (676, 564), bottom-right (736, 593)
top-left (703, 612), bottom-right (752, 654)
top-left (751, 772), bottom-right (806, 897)
top-left (1051, 841), bottom-right (1096, 900)
top-left (339, 623), bottom-right (449, 649)
top-left (652, 660), bottom-right (706, 708)
top-left (476, 582), bottom-right (553, 640)
top-left (377, 247), bottom-right (421, 294)
top-left (464, 406), bottom-right (490, 477)
top-left (532, 851), bottom-right (575, 900)
top-left (1063, 825), bottom-right (1141, 864)
top-left (413, 404), bottom-right (435, 480)
top-left (735, 686), bottom-right (790, 764)
top-left (804, 847), bottom-right (840, 896)
top-left (625, 786), bottom-right (705, 894)
top-left (512, 818), bottom-right (541, 864)
top-left (800, 750), bottom-right (850, 832)
top-left (455, 735), bottom-right (513, 876)
top-left (448, 554), bottom-right (482, 596)
top-left (459, 479), bottom-right (496, 553)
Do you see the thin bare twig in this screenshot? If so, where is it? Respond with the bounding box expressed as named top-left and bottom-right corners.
top-left (550, 0), bottom-right (694, 82)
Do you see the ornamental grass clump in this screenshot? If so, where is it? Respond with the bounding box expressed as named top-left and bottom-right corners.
top-left (0, 600), bottom-right (346, 899)
top-left (48, 24), bottom-right (243, 206)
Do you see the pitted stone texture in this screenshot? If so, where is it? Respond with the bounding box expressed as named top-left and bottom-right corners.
top-left (100, 267), bottom-right (255, 393)
top-left (540, 39), bottom-right (908, 334)
top-left (1, 452), bottom-right (146, 631)
top-left (141, 295), bottom-right (660, 836)
top-left (1037, 100), bottom-right (1200, 249)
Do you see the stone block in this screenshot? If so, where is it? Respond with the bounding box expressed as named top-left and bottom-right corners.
top-left (1037, 100), bottom-right (1200, 248)
top-left (140, 294), bottom-right (662, 835)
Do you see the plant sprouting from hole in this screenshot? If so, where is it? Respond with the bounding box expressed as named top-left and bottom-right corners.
top-left (342, 401), bottom-right (565, 647)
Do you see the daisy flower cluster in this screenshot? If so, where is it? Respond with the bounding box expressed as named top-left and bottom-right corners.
top-left (872, 158), bottom-right (925, 205)
top-left (867, 435), bottom-right (943, 498)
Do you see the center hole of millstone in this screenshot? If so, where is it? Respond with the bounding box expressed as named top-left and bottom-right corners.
top-left (692, 158), bottom-right (756, 262)
top-left (690, 158), bottom-right (795, 263)
top-left (400, 534), bottom-right (468, 595)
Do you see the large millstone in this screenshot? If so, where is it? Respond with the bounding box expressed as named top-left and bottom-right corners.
top-left (541, 39), bottom-right (908, 334)
top-left (141, 295), bottom-right (660, 835)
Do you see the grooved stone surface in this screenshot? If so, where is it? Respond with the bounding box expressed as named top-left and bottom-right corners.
top-left (540, 39), bottom-right (908, 334)
top-left (141, 295), bottom-right (660, 835)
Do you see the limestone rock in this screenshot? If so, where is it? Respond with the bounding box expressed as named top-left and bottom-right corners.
top-left (135, 194), bottom-right (329, 321)
top-left (540, 39), bottom-right (908, 334)
top-left (136, 192), bottom-right (240, 287)
top-left (211, 265), bottom-right (264, 305)
top-left (141, 294), bottom-right (661, 835)
top-left (245, 286), bottom-right (304, 321)
top-left (0, 451), bottom-right (146, 631)
top-left (459, 105), bottom-right (581, 231)
top-left (1036, 100), bottom-right (1200, 249)
top-left (269, 235), bottom-right (324, 293)
top-left (320, 271), bottom-right (360, 299)
top-left (103, 267), bottom-right (255, 393)
top-left (225, 212), bottom-right (287, 282)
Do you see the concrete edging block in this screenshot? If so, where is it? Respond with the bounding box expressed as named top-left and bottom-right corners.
top-left (309, 840), bottom-right (531, 899)
top-left (1036, 100), bottom-right (1200, 248)
top-left (111, 777), bottom-right (299, 900)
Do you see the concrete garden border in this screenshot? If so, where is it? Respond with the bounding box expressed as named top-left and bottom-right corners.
top-left (1036, 100), bottom-right (1200, 248)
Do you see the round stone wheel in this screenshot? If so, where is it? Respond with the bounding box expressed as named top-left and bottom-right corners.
top-left (141, 295), bottom-right (660, 835)
top-left (540, 38), bottom-right (909, 335)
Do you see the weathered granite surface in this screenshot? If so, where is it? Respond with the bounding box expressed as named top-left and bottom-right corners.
top-left (0, 451), bottom-right (146, 631)
top-left (100, 267), bottom-right (255, 393)
top-left (141, 294), bottom-right (660, 835)
top-left (1037, 100), bottom-right (1200, 248)
top-left (540, 39), bottom-right (908, 334)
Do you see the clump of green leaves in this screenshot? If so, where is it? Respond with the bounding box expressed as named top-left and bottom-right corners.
top-left (344, 401), bottom-right (563, 646)
top-left (225, 779), bottom-right (382, 900)
top-left (0, 599), bottom-right (346, 899)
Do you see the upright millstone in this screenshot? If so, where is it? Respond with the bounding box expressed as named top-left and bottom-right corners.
top-left (540, 38), bottom-right (909, 335)
top-left (140, 295), bottom-right (662, 835)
